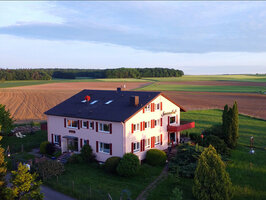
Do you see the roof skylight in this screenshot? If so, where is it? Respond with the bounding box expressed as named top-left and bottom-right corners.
top-left (90, 100), bottom-right (98, 105)
top-left (105, 100), bottom-right (113, 105)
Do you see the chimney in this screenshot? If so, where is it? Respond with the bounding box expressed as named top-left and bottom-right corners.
top-left (117, 87), bottom-right (121, 92)
top-left (130, 96), bottom-right (139, 106)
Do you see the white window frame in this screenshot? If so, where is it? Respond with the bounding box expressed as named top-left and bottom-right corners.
top-left (99, 123), bottom-right (110, 133)
top-left (170, 116), bottom-right (176, 124)
top-left (136, 123), bottom-right (140, 131)
top-left (145, 139), bottom-right (150, 149)
top-left (54, 135), bottom-right (60, 145)
top-left (133, 142), bottom-right (140, 152)
top-left (82, 121), bottom-right (88, 129)
top-left (89, 121), bottom-right (94, 129)
top-left (67, 119), bottom-right (78, 129)
top-left (155, 136), bottom-right (160, 145)
top-left (99, 142), bottom-right (110, 154)
top-left (148, 121), bottom-right (150, 128)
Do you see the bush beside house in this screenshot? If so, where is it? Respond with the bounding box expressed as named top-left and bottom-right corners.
top-left (104, 157), bottom-right (121, 174)
top-left (40, 141), bottom-right (49, 154)
top-left (117, 153), bottom-right (140, 177)
top-left (146, 149), bottom-right (167, 166)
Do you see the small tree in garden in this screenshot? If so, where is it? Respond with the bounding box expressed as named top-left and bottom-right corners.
top-left (0, 104), bottom-right (14, 135)
top-left (45, 142), bottom-right (56, 155)
top-left (80, 144), bottom-right (95, 163)
top-left (117, 153), bottom-right (140, 177)
top-left (193, 145), bottom-right (233, 200)
top-left (0, 136), bottom-right (7, 197)
top-left (5, 163), bottom-right (43, 200)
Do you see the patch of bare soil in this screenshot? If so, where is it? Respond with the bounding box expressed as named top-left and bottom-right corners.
top-left (163, 91), bottom-right (266, 120)
top-left (159, 81), bottom-right (266, 87)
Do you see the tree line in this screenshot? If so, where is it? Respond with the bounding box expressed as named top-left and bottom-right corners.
top-left (0, 68), bottom-right (184, 81)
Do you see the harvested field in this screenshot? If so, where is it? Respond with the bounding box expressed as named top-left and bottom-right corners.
top-left (0, 82), bottom-right (150, 122)
top-left (159, 81), bottom-right (266, 87)
top-left (163, 91), bottom-right (266, 120)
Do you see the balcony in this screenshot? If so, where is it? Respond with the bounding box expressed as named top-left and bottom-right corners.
top-left (167, 121), bottom-right (195, 132)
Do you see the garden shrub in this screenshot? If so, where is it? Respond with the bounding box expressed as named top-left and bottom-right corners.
top-left (104, 156), bottom-right (121, 173)
top-left (34, 160), bottom-right (64, 180)
top-left (80, 144), bottom-right (95, 163)
top-left (170, 187), bottom-right (183, 200)
top-left (189, 133), bottom-right (202, 144)
top-left (204, 135), bottom-right (230, 156)
top-left (146, 149), bottom-right (167, 166)
top-left (40, 141), bottom-right (49, 154)
top-left (68, 154), bottom-right (83, 164)
top-left (45, 142), bottom-right (55, 156)
top-left (117, 153), bottom-right (140, 177)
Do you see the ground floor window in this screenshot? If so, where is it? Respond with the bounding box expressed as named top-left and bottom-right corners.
top-left (99, 142), bottom-right (110, 154)
top-left (145, 139), bottom-right (150, 148)
top-left (133, 142), bottom-right (140, 152)
top-left (54, 135), bottom-right (60, 145)
top-left (155, 136), bottom-right (160, 145)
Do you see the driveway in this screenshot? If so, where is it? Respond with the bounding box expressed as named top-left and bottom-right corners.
top-left (41, 186), bottom-right (76, 200)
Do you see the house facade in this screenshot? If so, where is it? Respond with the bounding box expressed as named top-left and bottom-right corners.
top-left (45, 88), bottom-right (194, 162)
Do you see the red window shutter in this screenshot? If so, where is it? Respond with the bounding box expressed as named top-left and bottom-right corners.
top-left (131, 142), bottom-right (134, 153)
top-left (160, 118), bottom-right (163, 126)
top-left (151, 137), bottom-right (153, 148)
top-left (168, 116), bottom-right (170, 125)
top-left (160, 134), bottom-right (163, 145)
top-left (131, 124), bottom-right (134, 134)
top-left (110, 143), bottom-right (112, 155)
top-left (51, 134), bottom-right (54, 144)
top-left (96, 141), bottom-right (99, 152)
top-left (140, 122), bottom-right (142, 131)
top-left (78, 120), bottom-right (80, 129)
top-left (168, 133), bottom-right (170, 144)
top-left (143, 108), bottom-right (145, 113)
top-left (140, 140), bottom-right (143, 152)
top-left (160, 102), bottom-right (162, 111)
top-left (110, 124), bottom-right (112, 134)
top-left (152, 103), bottom-right (154, 112)
top-left (153, 120), bottom-right (155, 128)
top-left (143, 139), bottom-right (145, 151)
top-left (96, 122), bottom-right (98, 132)
top-left (64, 118), bottom-right (66, 127)
top-left (59, 135), bottom-right (61, 147)
top-left (143, 121), bottom-right (145, 131)
top-left (87, 121), bottom-right (89, 129)
top-left (80, 139), bottom-right (83, 149)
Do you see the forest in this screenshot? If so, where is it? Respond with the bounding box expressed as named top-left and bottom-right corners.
top-left (0, 68), bottom-right (184, 80)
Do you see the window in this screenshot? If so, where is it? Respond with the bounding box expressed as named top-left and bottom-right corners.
top-left (90, 100), bottom-right (98, 105)
top-left (67, 120), bottom-right (78, 128)
top-left (133, 142), bottom-right (140, 152)
top-left (170, 116), bottom-right (176, 124)
top-left (145, 122), bottom-right (148, 128)
top-left (155, 136), bottom-right (160, 145)
top-left (54, 135), bottom-right (60, 145)
top-left (99, 142), bottom-right (110, 154)
top-left (136, 123), bottom-right (140, 131)
top-left (82, 121), bottom-right (88, 128)
top-left (156, 103), bottom-right (160, 110)
top-left (133, 124), bottom-right (136, 131)
top-left (89, 122), bottom-right (94, 129)
top-left (105, 100), bottom-right (113, 104)
top-left (155, 119), bottom-right (160, 126)
top-left (99, 123), bottom-right (110, 133)
top-left (145, 139), bottom-right (150, 148)
top-left (145, 104), bottom-right (151, 112)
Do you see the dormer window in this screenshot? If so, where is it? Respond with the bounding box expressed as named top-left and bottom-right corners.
top-left (105, 100), bottom-right (113, 105)
top-left (90, 100), bottom-right (98, 105)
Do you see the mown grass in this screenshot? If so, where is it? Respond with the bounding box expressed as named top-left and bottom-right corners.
top-left (1, 130), bottom-right (47, 153)
top-left (147, 110), bottom-right (266, 200)
top-left (143, 74), bottom-right (266, 82)
top-left (139, 83), bottom-right (266, 93)
top-left (45, 163), bottom-right (163, 200)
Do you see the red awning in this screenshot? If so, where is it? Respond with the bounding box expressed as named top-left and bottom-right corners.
top-left (167, 121), bottom-right (195, 132)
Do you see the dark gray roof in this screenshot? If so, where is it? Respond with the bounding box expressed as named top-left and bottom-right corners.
top-left (44, 90), bottom-right (161, 122)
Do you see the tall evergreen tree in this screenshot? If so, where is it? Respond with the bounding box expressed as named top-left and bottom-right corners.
top-left (0, 136), bottom-right (7, 197)
top-left (0, 104), bottom-right (14, 135)
top-left (222, 104), bottom-right (229, 140)
top-left (231, 101), bottom-right (239, 148)
top-left (193, 145), bottom-right (233, 200)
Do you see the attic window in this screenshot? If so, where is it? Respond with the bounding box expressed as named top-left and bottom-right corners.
top-left (105, 100), bottom-right (113, 105)
top-left (90, 100), bottom-right (98, 105)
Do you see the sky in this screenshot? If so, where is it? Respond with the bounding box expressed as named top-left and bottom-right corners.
top-left (0, 1), bottom-right (266, 74)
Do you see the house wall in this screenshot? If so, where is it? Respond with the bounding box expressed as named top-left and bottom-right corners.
top-left (125, 94), bottom-right (180, 161)
top-left (47, 115), bottom-right (123, 162)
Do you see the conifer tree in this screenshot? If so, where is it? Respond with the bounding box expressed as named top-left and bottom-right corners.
top-left (231, 101), bottom-right (239, 148)
top-left (5, 163), bottom-right (43, 200)
top-left (0, 136), bottom-right (7, 197)
top-left (193, 145), bottom-right (233, 200)
top-left (0, 104), bottom-right (14, 135)
top-left (222, 104), bottom-right (229, 140)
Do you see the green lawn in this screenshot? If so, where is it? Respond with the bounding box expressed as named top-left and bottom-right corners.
top-left (45, 163), bottom-right (163, 200)
top-left (1, 130), bottom-right (47, 153)
top-left (138, 83), bottom-right (266, 93)
top-left (147, 110), bottom-right (266, 200)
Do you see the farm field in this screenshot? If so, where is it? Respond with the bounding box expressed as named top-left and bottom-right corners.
top-left (148, 109), bottom-right (266, 200)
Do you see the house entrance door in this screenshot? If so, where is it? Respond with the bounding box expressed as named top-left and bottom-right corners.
top-left (170, 132), bottom-right (176, 144)
top-left (67, 138), bottom-right (78, 152)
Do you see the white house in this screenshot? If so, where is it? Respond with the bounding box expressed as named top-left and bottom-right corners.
top-left (44, 88), bottom-right (195, 162)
